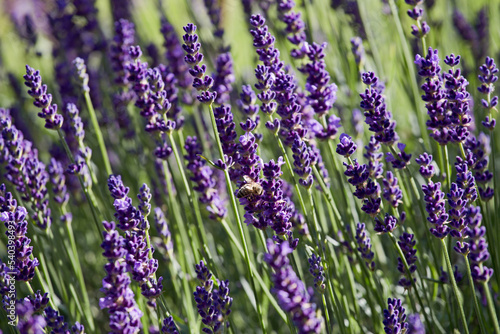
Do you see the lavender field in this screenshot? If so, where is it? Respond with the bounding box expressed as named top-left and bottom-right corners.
top-left (0, 0), bottom-right (499, 333)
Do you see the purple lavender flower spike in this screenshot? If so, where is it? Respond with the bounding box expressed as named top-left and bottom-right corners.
top-left (397, 233), bottom-right (417, 289)
top-left (0, 188), bottom-right (39, 281)
top-left (45, 306), bottom-right (70, 333)
top-left (336, 133), bottom-right (357, 158)
top-left (27, 290), bottom-right (50, 312)
top-left (383, 298), bottom-right (409, 334)
top-left (153, 208), bottom-right (174, 262)
top-left (110, 19), bottom-right (136, 86)
top-left (193, 261), bottom-right (232, 333)
top-left (374, 214), bottom-right (398, 234)
top-left (23, 65), bottom-right (63, 130)
top-left (383, 172), bottom-right (403, 208)
top-left (355, 223), bottom-right (375, 271)
top-left (72, 322), bottom-right (85, 334)
top-left (478, 57), bottom-right (498, 130)
top-left (364, 136), bottom-right (384, 179)
top-left (465, 133), bottom-right (493, 201)
top-left (161, 316), bottom-right (179, 334)
top-left (138, 183), bottom-right (151, 218)
top-left (238, 85), bottom-right (260, 121)
top-left (16, 299), bottom-right (46, 334)
top-left (213, 105), bottom-right (238, 171)
top-left (213, 52), bottom-right (235, 105)
top-left (99, 221), bottom-right (143, 333)
top-left (48, 158), bottom-right (70, 206)
top-left (316, 115), bottom-right (341, 141)
top-left (277, 0), bottom-right (307, 58)
top-left (182, 23), bottom-right (217, 103)
top-left (359, 71), bottom-right (399, 145)
top-left (265, 240), bottom-right (323, 333)
top-left (184, 136), bottom-right (227, 219)
top-left (405, 0), bottom-right (430, 40)
top-left (421, 180), bottom-right (449, 239)
top-left (308, 253), bottom-right (326, 293)
top-left (466, 206), bottom-right (493, 283)
top-left (386, 143), bottom-right (412, 170)
top-left (415, 152), bottom-right (435, 179)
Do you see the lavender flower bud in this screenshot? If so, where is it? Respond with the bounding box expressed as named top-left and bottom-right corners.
top-left (383, 298), bottom-right (408, 334)
top-left (213, 52), bottom-right (235, 105)
top-left (382, 172), bottom-right (403, 208)
top-left (415, 152), bottom-right (435, 179)
top-left (16, 299), bottom-right (46, 333)
top-left (308, 253), bottom-right (326, 293)
top-left (72, 57), bottom-right (90, 93)
top-left (397, 233), bottom-right (418, 289)
top-left (350, 37), bottom-right (365, 68)
top-left (336, 133), bottom-right (357, 158)
top-left (161, 316), bottom-right (179, 334)
top-left (355, 223), bottom-right (375, 271)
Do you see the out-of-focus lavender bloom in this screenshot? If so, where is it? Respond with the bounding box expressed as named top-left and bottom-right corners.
top-left (277, 0), bottom-right (307, 59)
top-left (415, 152), bottom-right (435, 179)
top-left (48, 158), bottom-right (70, 206)
top-left (352, 109), bottom-right (364, 137)
top-left (407, 314), bottom-right (425, 334)
top-left (265, 240), bottom-right (323, 333)
top-left (72, 322), bottom-right (85, 334)
top-left (452, 9), bottom-right (489, 62)
top-left (213, 52), bottom-right (235, 105)
top-left (336, 133), bottom-right (357, 158)
top-left (99, 221), bottom-right (143, 334)
top-left (23, 65), bottom-right (63, 130)
top-left (184, 136), bottom-right (227, 219)
top-left (382, 172), bottom-right (403, 208)
top-left (193, 261), bottom-right (233, 333)
top-left (364, 136), bottom-right (384, 179)
top-left (72, 57), bottom-right (90, 93)
top-left (350, 37), bottom-right (365, 68)
top-left (182, 23), bottom-right (217, 104)
top-left (44, 306), bottom-right (70, 333)
top-left (16, 299), bottom-right (46, 334)
top-left (383, 298), bottom-right (408, 334)
top-left (452, 10), bottom-right (476, 46)
top-left (0, 186), bottom-right (39, 281)
top-left (439, 265), bottom-right (463, 284)
top-left (203, 0), bottom-right (224, 38)
top-left (213, 105), bottom-right (238, 168)
top-left (107, 174), bottom-right (143, 230)
top-left (254, 65), bottom-right (277, 116)
top-left (282, 181), bottom-right (309, 236)
top-left (308, 253), bottom-right (326, 293)
top-left (478, 57), bottom-right (498, 130)
top-left (65, 103), bottom-right (92, 187)
top-left (405, 0), bottom-right (430, 40)
top-left (466, 206), bottom-right (493, 283)
top-left (153, 208), bottom-right (174, 262)
top-left (386, 143), bottom-right (412, 170)
top-left (359, 72), bottom-right (399, 145)
top-left (355, 222), bottom-right (375, 271)
top-left (238, 85), bottom-right (260, 120)
top-left (397, 233), bottom-right (417, 289)
top-left (161, 316), bottom-right (179, 334)
top-left (160, 18), bottom-right (193, 103)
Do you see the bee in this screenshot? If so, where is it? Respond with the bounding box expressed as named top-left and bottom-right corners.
top-left (237, 175), bottom-right (264, 200)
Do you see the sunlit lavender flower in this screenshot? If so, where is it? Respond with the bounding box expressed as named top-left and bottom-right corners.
top-left (99, 221), bottom-right (143, 334)
top-left (465, 133), bottom-right (493, 201)
top-left (23, 65), bottom-right (63, 129)
top-left (72, 57), bottom-right (90, 93)
top-left (364, 136), bottom-right (384, 179)
top-left (382, 298), bottom-right (408, 334)
top-left (336, 133), bottom-right (357, 158)
top-left (478, 57), bottom-right (498, 131)
top-left (397, 233), bottom-right (417, 289)
top-left (292, 134), bottom-right (314, 188)
top-left (265, 240), bottom-right (323, 333)
top-left (213, 105), bottom-right (238, 171)
top-left (182, 23), bottom-right (217, 104)
top-left (193, 261), bottom-right (233, 333)
top-left (0, 186), bottom-right (39, 281)
top-left (386, 143), bottom-right (412, 170)
top-left (238, 85), bottom-right (260, 121)
top-left (66, 103), bottom-right (92, 187)
top-left (282, 181), bottom-right (308, 236)
top-left (355, 223), bottom-right (375, 271)
top-left (415, 152), bottom-right (435, 179)
top-left (421, 179), bottom-right (449, 239)
top-left (383, 172), bottom-right (403, 208)
top-left (16, 299), bottom-right (46, 334)
top-left (138, 183), bottom-right (151, 218)
top-left (26, 290), bottom-right (50, 312)
top-left (374, 214), bottom-right (398, 234)
top-left (213, 52), bottom-right (235, 105)
top-left (308, 253), bottom-right (326, 293)
top-left (184, 136), bottom-right (227, 219)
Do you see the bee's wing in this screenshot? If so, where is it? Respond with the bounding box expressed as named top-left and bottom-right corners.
top-left (242, 175), bottom-right (253, 183)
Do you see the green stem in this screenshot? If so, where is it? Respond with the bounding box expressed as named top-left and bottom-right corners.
top-left (482, 281), bottom-right (500, 334)
top-left (207, 103), bottom-right (266, 333)
top-left (441, 239), bottom-right (469, 334)
top-left (83, 92), bottom-right (113, 176)
top-left (463, 256), bottom-right (487, 334)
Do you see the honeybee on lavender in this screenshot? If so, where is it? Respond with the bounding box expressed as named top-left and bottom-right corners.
top-left (237, 175), bottom-right (263, 201)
